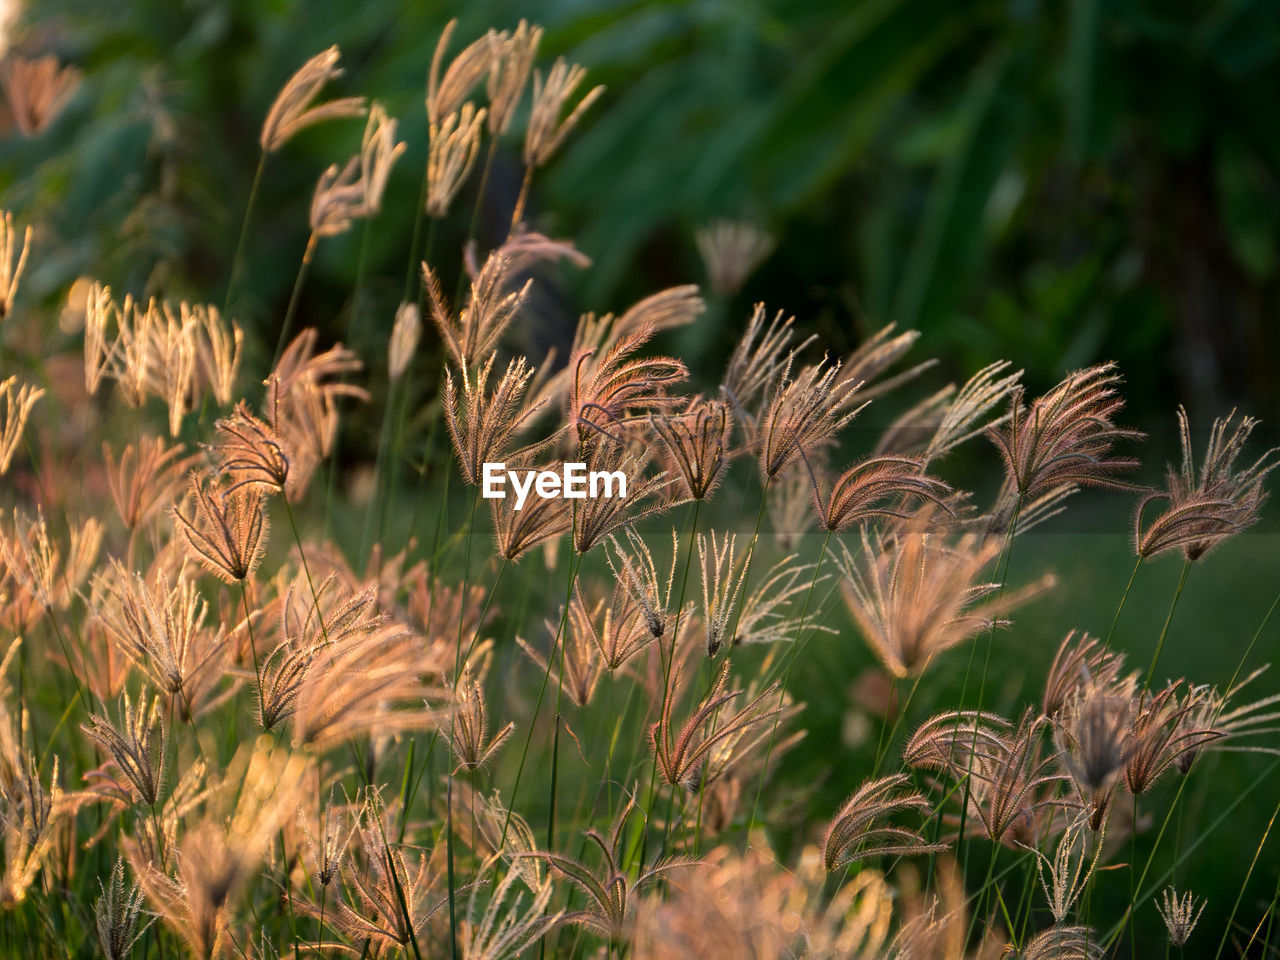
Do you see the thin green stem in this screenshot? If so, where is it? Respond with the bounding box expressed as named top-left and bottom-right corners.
top-left (873, 672), bottom-right (923, 777)
top-left (1214, 789), bottom-right (1280, 960)
top-left (224, 152), bottom-right (267, 318)
top-left (1103, 554), bottom-right (1143, 653)
top-left (1143, 558), bottom-right (1193, 697)
top-left (744, 527), bottom-right (831, 839)
top-left (632, 500), bottom-right (701, 868)
top-left (271, 232), bottom-right (318, 373)
top-left (497, 550), bottom-right (584, 852)
top-left (239, 580), bottom-right (264, 727)
top-left (954, 495), bottom-right (1022, 883)
top-left (442, 490), bottom-right (483, 959)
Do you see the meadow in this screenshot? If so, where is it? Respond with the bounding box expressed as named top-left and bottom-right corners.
top-left (1, 12), bottom-right (1279, 960)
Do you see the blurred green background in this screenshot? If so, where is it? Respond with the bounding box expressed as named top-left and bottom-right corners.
top-left (4, 0), bottom-right (1280, 953)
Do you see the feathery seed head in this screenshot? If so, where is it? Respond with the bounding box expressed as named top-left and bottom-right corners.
top-left (0, 55), bottom-right (80, 137)
top-left (837, 527), bottom-right (1024, 679)
top-left (488, 20), bottom-right (543, 134)
top-left (649, 659), bottom-right (782, 791)
top-left (172, 471), bottom-right (269, 585)
top-left (428, 20), bottom-right (497, 126)
top-left (1155, 886), bottom-right (1204, 947)
top-left (524, 57), bottom-right (604, 168)
top-left (605, 527), bottom-right (677, 641)
top-left (426, 251), bottom-right (530, 368)
top-left (82, 690), bottom-right (167, 807)
top-left (449, 660), bottom-right (515, 772)
top-left (0, 376), bottom-right (43, 475)
top-left (987, 362), bottom-right (1143, 500)
top-left (209, 401), bottom-right (292, 496)
top-left (260, 45), bottom-right (366, 152)
top-left (388, 301), bottom-right (421, 380)
top-left (809, 454), bottom-right (952, 532)
top-left (426, 101), bottom-right (487, 218)
top-left (758, 356), bottom-right (865, 481)
top-left (651, 398), bottom-right (729, 501)
top-left (1136, 405), bottom-right (1279, 560)
top-left (0, 210), bottom-right (31, 320)
top-left (103, 436), bottom-right (199, 532)
top-left (696, 220), bottom-right (775, 296)
top-left (698, 531), bottom-right (747, 657)
top-left (94, 858), bottom-right (151, 960)
top-left (822, 774), bottom-right (946, 871)
top-left (444, 352), bottom-right (546, 485)
top-left (569, 324), bottom-right (688, 445)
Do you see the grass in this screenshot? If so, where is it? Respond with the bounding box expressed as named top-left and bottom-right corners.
top-left (0, 18), bottom-right (1278, 960)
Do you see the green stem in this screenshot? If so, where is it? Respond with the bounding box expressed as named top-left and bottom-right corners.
top-left (744, 527), bottom-right (831, 839)
top-left (224, 152), bottom-right (267, 318)
top-left (497, 550), bottom-right (584, 852)
top-left (873, 672), bottom-right (923, 777)
top-left (954, 494), bottom-right (1022, 884)
top-left (239, 580), bottom-right (265, 728)
top-left (442, 490), bottom-right (484, 959)
top-left (324, 215), bottom-right (375, 542)
top-left (632, 501), bottom-right (701, 868)
top-left (1214, 789), bottom-right (1280, 960)
top-left (1143, 558), bottom-right (1192, 697)
top-left (1103, 554), bottom-right (1143, 653)
top-left (271, 231), bottom-right (317, 373)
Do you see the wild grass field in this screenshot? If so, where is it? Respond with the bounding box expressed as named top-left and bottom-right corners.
top-left (1, 8), bottom-right (1280, 960)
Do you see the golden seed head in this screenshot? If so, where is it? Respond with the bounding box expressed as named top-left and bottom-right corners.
top-left (0, 55), bottom-right (80, 137)
top-left (260, 45), bottom-right (366, 153)
top-left (388, 302), bottom-right (421, 380)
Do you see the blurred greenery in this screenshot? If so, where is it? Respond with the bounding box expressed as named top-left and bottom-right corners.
top-left (4, 0), bottom-right (1280, 953)
top-left (5, 0), bottom-right (1279, 421)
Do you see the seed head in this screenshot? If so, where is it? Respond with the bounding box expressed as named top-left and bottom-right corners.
top-left (0, 376), bottom-right (43, 475)
top-left (696, 220), bottom-right (775, 296)
top-left (425, 251), bottom-right (530, 368)
top-left (388, 302), bottom-right (421, 380)
top-left (94, 858), bottom-right (151, 960)
top-left (822, 774), bottom-right (945, 870)
top-left (209, 401), bottom-right (292, 495)
top-left (698, 531), bottom-right (747, 657)
top-left (427, 19), bottom-right (497, 126)
top-left (808, 454), bottom-right (952, 532)
top-left (487, 20), bottom-right (543, 135)
top-left (649, 659), bottom-right (782, 791)
top-left (448, 660), bottom-right (515, 772)
top-left (489, 464), bottom-right (572, 562)
top-left (524, 57), bottom-right (604, 168)
top-left (82, 690), bottom-right (167, 807)
top-left (569, 325), bottom-right (688, 445)
top-left (720, 305), bottom-right (813, 447)
top-left (651, 398), bottom-right (729, 501)
top-left (1156, 886), bottom-right (1205, 947)
top-left (0, 210), bottom-right (31, 320)
top-left (838, 526), bottom-right (1040, 679)
top-left (518, 593), bottom-right (606, 707)
top-left (758, 357), bottom-right (865, 481)
top-left (1136, 405), bottom-right (1279, 560)
top-left (0, 55), bottom-right (80, 137)
top-left (604, 527), bottom-right (677, 642)
top-left (260, 45), bottom-right (366, 152)
top-left (1020, 925), bottom-right (1104, 960)
top-left (988, 362), bottom-right (1143, 500)
top-left (444, 352), bottom-right (546, 485)
top-left (103, 437), bottom-right (198, 533)
top-left (426, 101), bottom-right (486, 218)
top-left (172, 471), bottom-right (269, 585)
